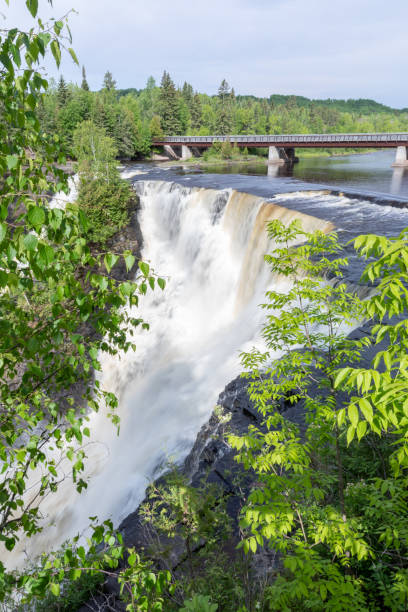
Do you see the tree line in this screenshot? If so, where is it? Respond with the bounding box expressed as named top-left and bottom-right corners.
top-left (39, 70), bottom-right (408, 160)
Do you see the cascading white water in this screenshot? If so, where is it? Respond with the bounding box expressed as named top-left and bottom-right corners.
top-left (6, 180), bottom-right (333, 569)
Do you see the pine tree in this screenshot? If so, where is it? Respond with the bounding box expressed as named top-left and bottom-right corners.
top-left (218, 79), bottom-right (231, 104)
top-left (81, 66), bottom-right (90, 91)
top-left (57, 75), bottom-right (68, 106)
top-left (102, 70), bottom-right (116, 92)
top-left (146, 76), bottom-right (156, 90)
top-left (158, 71), bottom-right (182, 135)
top-left (91, 96), bottom-right (108, 132)
top-left (182, 81), bottom-right (194, 109)
top-left (216, 78), bottom-right (232, 134)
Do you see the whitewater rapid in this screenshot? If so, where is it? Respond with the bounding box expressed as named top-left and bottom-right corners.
top-left (7, 180), bottom-right (333, 569)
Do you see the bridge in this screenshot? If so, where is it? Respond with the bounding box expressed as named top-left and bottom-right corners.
top-left (153, 133), bottom-right (408, 166)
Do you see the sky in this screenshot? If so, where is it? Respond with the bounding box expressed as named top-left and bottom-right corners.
top-left (1, 0), bottom-right (408, 108)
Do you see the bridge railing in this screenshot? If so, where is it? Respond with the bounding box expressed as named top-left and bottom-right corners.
top-left (159, 133), bottom-right (408, 144)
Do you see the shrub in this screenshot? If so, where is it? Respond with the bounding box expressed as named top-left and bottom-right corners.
top-left (77, 174), bottom-right (135, 244)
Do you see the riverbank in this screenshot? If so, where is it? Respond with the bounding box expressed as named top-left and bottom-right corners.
top-left (153, 148), bottom-right (381, 169)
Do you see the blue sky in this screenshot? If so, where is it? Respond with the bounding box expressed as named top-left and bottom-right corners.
top-left (2, 0), bottom-right (408, 107)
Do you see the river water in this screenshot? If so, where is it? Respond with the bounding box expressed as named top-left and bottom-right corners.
top-left (7, 151), bottom-right (408, 569)
top-left (125, 149), bottom-right (408, 283)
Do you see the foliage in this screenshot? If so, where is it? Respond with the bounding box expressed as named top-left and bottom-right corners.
top-left (150, 114), bottom-right (164, 140)
top-left (81, 65), bottom-right (90, 91)
top-left (102, 70), bottom-right (116, 92)
top-left (140, 468), bottom-right (231, 582)
top-left (73, 119), bottom-right (118, 177)
top-left (180, 594), bottom-right (218, 612)
top-left (77, 171), bottom-right (135, 244)
top-left (39, 66), bottom-right (408, 162)
top-left (202, 140), bottom-right (242, 161)
top-left (228, 220), bottom-right (408, 610)
top-left (57, 74), bottom-right (69, 106)
top-left (216, 79), bottom-right (233, 134)
top-left (15, 521), bottom-right (172, 611)
top-left (158, 70), bottom-right (182, 135)
top-left (139, 466), bottom-right (259, 611)
top-left (0, 1), bottom-right (168, 606)
top-left (73, 119), bottom-right (136, 243)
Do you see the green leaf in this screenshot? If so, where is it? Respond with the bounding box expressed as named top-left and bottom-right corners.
top-left (50, 40), bottom-right (61, 67)
top-left (23, 233), bottom-right (38, 251)
top-left (26, 0), bottom-right (38, 17)
top-left (347, 426), bottom-right (356, 446)
top-left (53, 21), bottom-right (63, 35)
top-left (6, 155), bottom-right (18, 170)
top-left (249, 537), bottom-right (257, 553)
top-left (124, 253), bottom-right (135, 272)
top-left (50, 582), bottom-right (60, 597)
top-left (348, 404), bottom-right (359, 428)
top-left (138, 261), bottom-right (149, 277)
top-left (27, 206), bottom-right (45, 227)
top-left (334, 367), bottom-right (350, 388)
top-left (68, 47), bottom-right (79, 65)
top-left (128, 552), bottom-right (137, 567)
top-left (0, 223), bottom-right (6, 244)
top-left (357, 421), bottom-right (367, 440)
top-left (359, 398), bottom-right (373, 424)
top-left (157, 277), bottom-right (166, 291)
top-left (104, 253), bottom-right (119, 273)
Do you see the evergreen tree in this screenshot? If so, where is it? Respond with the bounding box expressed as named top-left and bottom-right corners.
top-left (57, 75), bottom-right (68, 106)
top-left (91, 95), bottom-right (108, 131)
top-left (158, 70), bottom-right (182, 135)
top-left (178, 97), bottom-right (191, 133)
top-left (81, 65), bottom-right (90, 91)
top-left (218, 79), bottom-right (231, 104)
top-left (182, 81), bottom-right (194, 109)
top-left (146, 75), bottom-right (156, 90)
top-left (216, 78), bottom-right (232, 134)
top-left (190, 93), bottom-right (203, 131)
top-left (102, 70), bottom-right (116, 92)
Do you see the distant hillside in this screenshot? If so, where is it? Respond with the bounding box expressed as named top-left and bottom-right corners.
top-left (238, 94), bottom-right (402, 115)
top-left (116, 87), bottom-right (405, 115)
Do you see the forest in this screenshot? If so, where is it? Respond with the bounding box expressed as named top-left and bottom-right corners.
top-left (41, 69), bottom-right (408, 159)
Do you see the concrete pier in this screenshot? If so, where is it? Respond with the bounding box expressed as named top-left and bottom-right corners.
top-left (181, 145), bottom-right (192, 160)
top-left (392, 146), bottom-right (408, 167)
top-left (268, 146), bottom-right (284, 164)
top-left (164, 145), bottom-right (179, 160)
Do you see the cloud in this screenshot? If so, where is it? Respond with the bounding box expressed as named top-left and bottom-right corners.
top-left (2, 0), bottom-right (408, 107)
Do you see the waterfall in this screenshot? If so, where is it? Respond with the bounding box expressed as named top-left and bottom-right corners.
top-left (6, 180), bottom-right (333, 569)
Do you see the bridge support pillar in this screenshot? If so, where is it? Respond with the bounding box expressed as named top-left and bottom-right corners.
top-left (392, 146), bottom-right (408, 167)
top-left (268, 146), bottom-right (285, 164)
top-left (181, 145), bottom-right (192, 160)
top-left (164, 145), bottom-right (179, 160)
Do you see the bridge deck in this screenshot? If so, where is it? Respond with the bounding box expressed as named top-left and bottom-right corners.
top-left (154, 133), bottom-right (408, 148)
